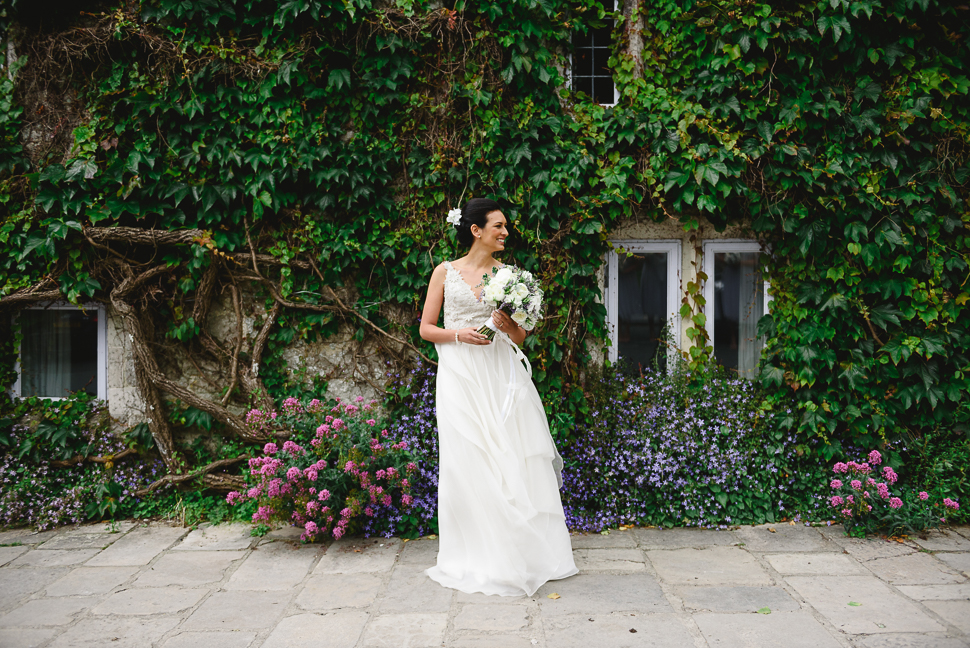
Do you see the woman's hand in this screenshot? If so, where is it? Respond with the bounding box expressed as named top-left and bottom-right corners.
top-left (457, 327), bottom-right (491, 345)
top-left (491, 310), bottom-right (519, 334)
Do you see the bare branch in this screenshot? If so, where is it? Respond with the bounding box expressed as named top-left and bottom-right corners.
top-left (133, 455), bottom-right (249, 496)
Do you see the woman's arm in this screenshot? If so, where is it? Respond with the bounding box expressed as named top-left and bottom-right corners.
top-left (420, 264), bottom-right (491, 345)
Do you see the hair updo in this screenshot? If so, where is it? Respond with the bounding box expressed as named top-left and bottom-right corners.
top-left (455, 198), bottom-right (502, 247)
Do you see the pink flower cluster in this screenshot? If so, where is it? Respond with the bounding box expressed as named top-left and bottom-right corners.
top-left (245, 408), bottom-right (278, 431)
top-left (943, 498), bottom-right (960, 510)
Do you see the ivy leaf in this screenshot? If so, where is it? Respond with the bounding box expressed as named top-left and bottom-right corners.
top-left (328, 69), bottom-right (352, 90)
top-left (507, 142), bottom-right (532, 167)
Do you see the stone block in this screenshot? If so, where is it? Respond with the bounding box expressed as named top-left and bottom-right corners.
top-left (569, 530), bottom-right (638, 549)
top-left (544, 613), bottom-right (695, 648)
top-left (181, 590), bottom-right (292, 631)
top-left (162, 632), bottom-right (258, 648)
top-left (92, 587), bottom-right (207, 615)
top-left (261, 612), bottom-right (369, 648)
top-left (923, 600), bottom-right (970, 634)
top-left (0, 568), bottom-right (70, 609)
top-left (953, 526), bottom-right (970, 541)
top-left (785, 575), bottom-right (945, 634)
top-left (0, 628), bottom-right (57, 647)
top-left (296, 572), bottom-right (383, 611)
top-left (865, 553), bottom-right (965, 585)
top-left (936, 552), bottom-right (970, 576)
top-left (911, 530), bottom-right (970, 552)
top-left (45, 566), bottom-right (139, 596)
top-left (633, 527), bottom-right (738, 549)
top-left (264, 525), bottom-right (305, 542)
top-left (453, 604), bottom-right (529, 632)
top-left (573, 548), bottom-right (646, 572)
top-left (817, 528), bottom-right (918, 561)
top-left (693, 611), bottom-right (842, 648)
top-left (398, 538), bottom-right (439, 566)
top-left (134, 550), bottom-right (245, 587)
top-left (0, 528), bottom-right (59, 545)
top-left (764, 552), bottom-right (867, 575)
top-left (734, 524), bottom-right (835, 552)
top-left (854, 634), bottom-right (970, 648)
top-left (894, 583), bottom-right (970, 601)
top-left (313, 537), bottom-right (400, 574)
top-left (672, 585), bottom-right (800, 613)
top-left (225, 541), bottom-right (316, 590)
top-left (0, 596), bottom-right (99, 626)
top-left (455, 590), bottom-right (529, 604)
top-left (534, 573), bottom-right (671, 616)
top-left (647, 546), bottom-right (771, 585)
top-left (8, 548), bottom-right (100, 568)
top-left (85, 524), bottom-right (189, 567)
top-left (0, 546), bottom-right (27, 567)
top-left (360, 612), bottom-right (448, 647)
top-left (47, 616), bottom-right (180, 648)
top-left (38, 533), bottom-right (122, 551)
top-left (173, 523), bottom-right (255, 551)
top-left (380, 564), bottom-right (453, 613)
top-left (447, 635), bottom-right (536, 648)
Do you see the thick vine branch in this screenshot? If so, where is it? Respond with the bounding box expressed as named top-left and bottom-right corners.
top-left (133, 455), bottom-right (249, 496)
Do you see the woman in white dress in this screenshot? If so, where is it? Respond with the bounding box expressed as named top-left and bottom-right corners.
top-left (418, 198), bottom-right (578, 597)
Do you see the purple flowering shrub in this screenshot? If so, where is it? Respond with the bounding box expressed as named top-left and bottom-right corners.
top-left (828, 450), bottom-right (961, 537)
top-left (0, 398), bottom-right (165, 531)
top-left (227, 397), bottom-right (418, 541)
top-left (558, 365), bottom-right (824, 531)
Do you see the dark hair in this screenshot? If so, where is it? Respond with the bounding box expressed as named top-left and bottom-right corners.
top-left (455, 198), bottom-right (502, 247)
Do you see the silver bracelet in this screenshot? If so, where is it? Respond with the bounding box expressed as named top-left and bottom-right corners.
top-left (455, 329), bottom-right (461, 344)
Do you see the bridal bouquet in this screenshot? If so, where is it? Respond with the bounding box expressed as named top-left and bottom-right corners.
top-left (476, 267), bottom-right (544, 340)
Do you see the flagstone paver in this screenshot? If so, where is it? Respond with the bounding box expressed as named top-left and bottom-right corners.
top-left (360, 612), bottom-right (448, 648)
top-left (134, 550), bottom-right (246, 587)
top-left (785, 575), bottom-right (945, 634)
top-left (671, 584), bottom-right (800, 612)
top-left (647, 546), bottom-right (772, 585)
top-left (543, 613), bottom-right (696, 648)
top-left (864, 553), bottom-right (966, 585)
top-left (693, 611), bottom-right (843, 648)
top-left (45, 565), bottom-right (140, 596)
top-left (0, 520), bottom-right (968, 646)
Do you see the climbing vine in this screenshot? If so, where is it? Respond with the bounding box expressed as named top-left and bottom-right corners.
top-left (0, 0), bottom-right (966, 496)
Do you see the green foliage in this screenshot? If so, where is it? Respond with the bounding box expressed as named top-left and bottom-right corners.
top-left (0, 0), bottom-right (966, 454)
top-left (2, 392), bottom-right (101, 462)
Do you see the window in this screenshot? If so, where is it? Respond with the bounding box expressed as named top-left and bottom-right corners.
top-left (702, 241), bottom-right (769, 380)
top-left (606, 241), bottom-right (681, 371)
top-left (571, 6), bottom-right (618, 105)
top-left (13, 303), bottom-right (107, 399)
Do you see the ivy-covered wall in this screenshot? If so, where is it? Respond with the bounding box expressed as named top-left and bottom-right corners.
top-left (0, 0), bottom-right (967, 484)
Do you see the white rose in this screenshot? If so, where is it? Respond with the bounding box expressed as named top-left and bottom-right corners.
top-left (512, 311), bottom-right (528, 325)
top-left (484, 284), bottom-right (505, 304)
top-left (511, 293), bottom-right (524, 307)
top-left (520, 271), bottom-right (533, 282)
top-left (493, 267), bottom-right (514, 287)
top-left (513, 284), bottom-right (529, 300)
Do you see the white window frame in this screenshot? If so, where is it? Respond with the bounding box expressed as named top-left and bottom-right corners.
top-left (701, 240), bottom-right (771, 373)
top-left (568, 0), bottom-right (620, 107)
top-left (606, 240), bottom-right (682, 365)
top-left (12, 302), bottom-right (108, 400)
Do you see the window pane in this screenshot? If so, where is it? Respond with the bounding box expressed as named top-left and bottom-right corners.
top-left (573, 47), bottom-right (594, 77)
top-left (593, 75), bottom-right (615, 104)
top-left (713, 252), bottom-right (764, 379)
top-left (617, 253), bottom-right (668, 372)
top-left (20, 309), bottom-right (99, 398)
top-left (572, 20), bottom-right (615, 104)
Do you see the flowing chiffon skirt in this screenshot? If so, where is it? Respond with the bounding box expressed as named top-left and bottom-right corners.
top-left (426, 336), bottom-right (578, 597)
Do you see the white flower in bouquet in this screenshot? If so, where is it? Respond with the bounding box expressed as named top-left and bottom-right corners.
top-left (475, 266), bottom-right (544, 340)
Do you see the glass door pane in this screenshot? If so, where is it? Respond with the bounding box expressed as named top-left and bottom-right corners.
top-left (713, 252), bottom-right (764, 379)
top-left (20, 309), bottom-right (99, 398)
top-left (617, 253), bottom-right (668, 372)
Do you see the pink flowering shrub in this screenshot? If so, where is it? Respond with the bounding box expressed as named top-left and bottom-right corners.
top-left (227, 397), bottom-right (416, 542)
top-left (828, 449), bottom-right (960, 537)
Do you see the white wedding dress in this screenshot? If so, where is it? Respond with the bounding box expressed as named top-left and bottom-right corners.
top-left (426, 261), bottom-right (578, 597)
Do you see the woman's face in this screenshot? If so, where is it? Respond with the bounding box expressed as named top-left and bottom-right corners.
top-left (473, 210), bottom-right (509, 252)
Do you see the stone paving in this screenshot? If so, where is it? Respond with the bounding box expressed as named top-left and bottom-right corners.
top-left (0, 521), bottom-right (968, 647)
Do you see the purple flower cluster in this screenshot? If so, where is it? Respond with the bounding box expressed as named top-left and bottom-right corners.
top-left (556, 368), bottom-right (806, 531)
top-left (0, 413), bottom-right (165, 530)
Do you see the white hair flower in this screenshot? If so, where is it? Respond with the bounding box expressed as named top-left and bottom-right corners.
top-left (446, 208), bottom-right (462, 227)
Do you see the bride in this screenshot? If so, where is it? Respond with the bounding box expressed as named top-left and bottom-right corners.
top-left (418, 197), bottom-right (578, 597)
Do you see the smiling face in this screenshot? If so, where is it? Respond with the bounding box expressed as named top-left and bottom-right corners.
top-left (471, 210), bottom-right (509, 252)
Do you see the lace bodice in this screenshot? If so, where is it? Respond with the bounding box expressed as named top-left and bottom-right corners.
top-left (442, 261), bottom-right (495, 331)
